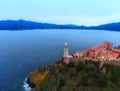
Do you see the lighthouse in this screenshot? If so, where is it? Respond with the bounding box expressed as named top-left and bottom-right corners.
top-left (63, 42), bottom-right (72, 64)
top-left (63, 42), bottom-right (69, 57)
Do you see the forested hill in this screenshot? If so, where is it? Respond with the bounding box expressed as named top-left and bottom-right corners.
top-left (0, 20), bottom-right (83, 30)
top-left (0, 19), bottom-right (120, 31)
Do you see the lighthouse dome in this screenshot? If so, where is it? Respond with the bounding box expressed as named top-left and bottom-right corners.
top-left (64, 42), bottom-right (68, 45)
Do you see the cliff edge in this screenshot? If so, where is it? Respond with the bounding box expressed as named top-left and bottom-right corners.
top-left (27, 58), bottom-right (120, 91)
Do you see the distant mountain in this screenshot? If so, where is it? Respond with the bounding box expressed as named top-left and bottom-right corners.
top-left (89, 22), bottom-right (120, 31)
top-left (0, 20), bottom-right (83, 30)
top-left (64, 24), bottom-right (80, 26)
top-left (0, 19), bottom-right (120, 31)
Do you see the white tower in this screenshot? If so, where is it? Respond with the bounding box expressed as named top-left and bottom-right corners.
top-left (63, 42), bottom-right (69, 57)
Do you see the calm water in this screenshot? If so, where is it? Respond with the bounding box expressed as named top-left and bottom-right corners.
top-left (0, 29), bottom-right (120, 91)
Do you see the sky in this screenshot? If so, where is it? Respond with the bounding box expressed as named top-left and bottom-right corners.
top-left (0, 0), bottom-right (120, 26)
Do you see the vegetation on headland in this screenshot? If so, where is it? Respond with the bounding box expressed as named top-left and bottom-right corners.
top-left (27, 58), bottom-right (120, 91)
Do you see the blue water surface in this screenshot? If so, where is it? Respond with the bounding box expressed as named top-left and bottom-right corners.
top-left (0, 29), bottom-right (120, 91)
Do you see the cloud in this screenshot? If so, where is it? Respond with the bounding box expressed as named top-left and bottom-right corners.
top-left (34, 13), bottom-right (120, 26)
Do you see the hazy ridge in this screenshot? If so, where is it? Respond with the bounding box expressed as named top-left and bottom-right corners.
top-left (0, 19), bottom-right (120, 31)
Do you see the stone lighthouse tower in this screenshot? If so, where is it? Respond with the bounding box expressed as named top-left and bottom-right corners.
top-left (63, 42), bottom-right (69, 57)
top-left (63, 42), bottom-right (72, 64)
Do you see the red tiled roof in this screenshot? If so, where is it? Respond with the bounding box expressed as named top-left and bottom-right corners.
top-left (82, 42), bottom-right (120, 60)
top-left (112, 48), bottom-right (120, 53)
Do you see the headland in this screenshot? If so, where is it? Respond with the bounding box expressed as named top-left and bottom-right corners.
top-left (27, 42), bottom-right (120, 91)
